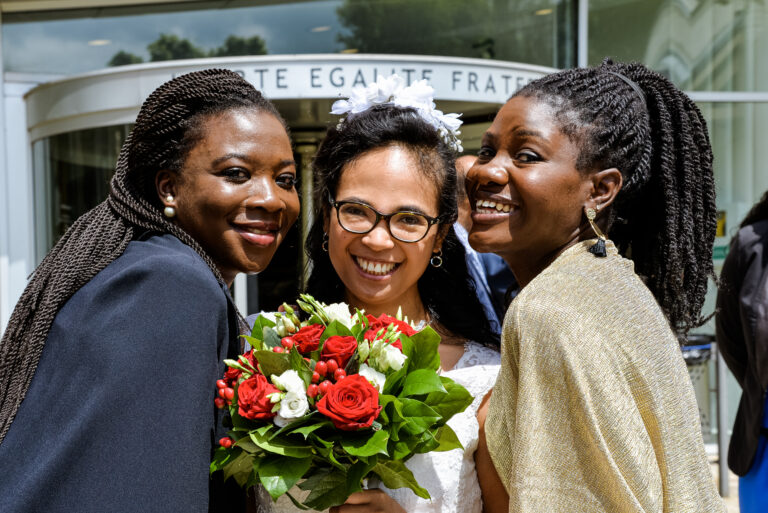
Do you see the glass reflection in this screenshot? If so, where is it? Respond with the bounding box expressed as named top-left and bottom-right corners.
top-left (3, 0), bottom-right (575, 75)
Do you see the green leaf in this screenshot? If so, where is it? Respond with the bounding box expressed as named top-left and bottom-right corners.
top-left (399, 398), bottom-right (441, 436)
top-left (382, 365), bottom-right (408, 396)
top-left (234, 435), bottom-right (260, 454)
top-left (249, 430), bottom-right (313, 458)
top-left (424, 378), bottom-right (473, 419)
top-left (346, 458), bottom-right (377, 496)
top-left (302, 469), bottom-right (350, 510)
top-left (258, 455), bottom-right (313, 500)
top-left (250, 314), bottom-right (276, 339)
top-left (340, 429), bottom-right (390, 457)
top-left (289, 346), bottom-right (313, 386)
top-left (400, 368), bottom-right (447, 397)
top-left (242, 335), bottom-right (265, 353)
top-left (372, 460), bottom-right (430, 499)
top-left (431, 424), bottom-right (464, 452)
top-left (263, 326), bottom-right (282, 348)
top-left (407, 327), bottom-right (441, 371)
top-left (222, 449), bottom-right (255, 487)
top-left (254, 350), bottom-right (290, 377)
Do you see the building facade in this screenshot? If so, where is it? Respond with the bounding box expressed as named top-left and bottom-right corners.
top-left (1, 2), bottom-right (766, 453)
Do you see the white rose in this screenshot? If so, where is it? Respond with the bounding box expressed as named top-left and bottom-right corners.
top-left (380, 343), bottom-right (407, 372)
top-left (271, 369), bottom-right (305, 395)
top-left (274, 391), bottom-right (309, 427)
top-left (324, 302), bottom-right (353, 328)
top-left (359, 363), bottom-right (387, 392)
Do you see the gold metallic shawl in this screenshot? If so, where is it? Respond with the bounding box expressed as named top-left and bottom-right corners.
top-left (485, 240), bottom-right (724, 512)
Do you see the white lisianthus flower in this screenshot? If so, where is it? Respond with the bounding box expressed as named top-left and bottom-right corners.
top-left (359, 363), bottom-right (387, 392)
top-left (274, 391), bottom-right (309, 427)
top-left (380, 343), bottom-right (407, 371)
top-left (357, 341), bottom-right (371, 363)
top-left (324, 302), bottom-right (353, 328)
top-left (271, 369), bottom-right (305, 395)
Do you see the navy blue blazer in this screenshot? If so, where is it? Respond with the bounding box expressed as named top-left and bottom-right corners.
top-left (0, 234), bottom-right (244, 512)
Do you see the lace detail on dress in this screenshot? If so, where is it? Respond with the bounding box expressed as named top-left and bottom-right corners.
top-left (267, 341), bottom-right (500, 513)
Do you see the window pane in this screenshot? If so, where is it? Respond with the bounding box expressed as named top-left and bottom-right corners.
top-left (3, 0), bottom-right (575, 75)
top-left (589, 0), bottom-right (768, 92)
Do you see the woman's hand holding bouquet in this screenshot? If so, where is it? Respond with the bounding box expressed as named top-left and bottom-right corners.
top-left (210, 295), bottom-right (473, 510)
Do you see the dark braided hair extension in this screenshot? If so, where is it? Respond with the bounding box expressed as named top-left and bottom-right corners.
top-left (516, 59), bottom-right (716, 337)
top-left (739, 190), bottom-right (768, 228)
top-left (0, 69), bottom-right (286, 444)
top-left (306, 105), bottom-right (499, 348)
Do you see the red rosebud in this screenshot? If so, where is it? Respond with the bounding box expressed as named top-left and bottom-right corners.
top-left (334, 369), bottom-right (347, 381)
top-left (365, 313), bottom-right (416, 339)
top-left (314, 360), bottom-right (328, 377)
top-left (320, 335), bottom-right (358, 369)
top-left (292, 324), bottom-right (325, 353)
top-left (237, 374), bottom-right (280, 420)
top-left (315, 374), bottom-right (382, 431)
top-left (307, 384), bottom-right (319, 398)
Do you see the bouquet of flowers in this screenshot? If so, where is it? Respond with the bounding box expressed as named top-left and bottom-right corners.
top-left (210, 294), bottom-right (473, 510)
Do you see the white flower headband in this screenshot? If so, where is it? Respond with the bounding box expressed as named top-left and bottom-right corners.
top-left (330, 74), bottom-right (463, 152)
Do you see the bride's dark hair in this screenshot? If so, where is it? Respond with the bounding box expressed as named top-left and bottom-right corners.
top-left (305, 105), bottom-right (499, 347)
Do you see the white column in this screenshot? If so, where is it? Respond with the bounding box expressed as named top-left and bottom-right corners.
top-left (577, 0), bottom-right (589, 67)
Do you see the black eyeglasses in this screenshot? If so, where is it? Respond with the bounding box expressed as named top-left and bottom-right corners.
top-left (329, 198), bottom-right (441, 243)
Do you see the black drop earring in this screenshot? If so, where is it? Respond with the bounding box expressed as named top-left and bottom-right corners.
top-left (585, 207), bottom-right (607, 257)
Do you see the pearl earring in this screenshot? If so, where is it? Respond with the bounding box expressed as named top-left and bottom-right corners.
top-left (164, 194), bottom-right (176, 218)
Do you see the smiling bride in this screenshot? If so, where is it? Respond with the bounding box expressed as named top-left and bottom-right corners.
top-left (265, 76), bottom-right (503, 513)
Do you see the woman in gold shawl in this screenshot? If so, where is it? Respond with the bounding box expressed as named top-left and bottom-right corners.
top-left (467, 60), bottom-right (725, 512)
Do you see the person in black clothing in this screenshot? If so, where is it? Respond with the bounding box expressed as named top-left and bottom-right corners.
top-left (0, 69), bottom-right (299, 512)
top-left (716, 190), bottom-right (768, 512)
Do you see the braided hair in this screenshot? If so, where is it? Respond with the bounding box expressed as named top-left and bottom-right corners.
top-left (305, 105), bottom-right (499, 348)
top-left (0, 69), bottom-right (285, 443)
top-left (516, 59), bottom-right (716, 336)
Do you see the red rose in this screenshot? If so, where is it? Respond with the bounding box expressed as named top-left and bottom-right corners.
top-left (366, 314), bottom-right (417, 337)
top-left (292, 324), bottom-right (325, 353)
top-left (320, 335), bottom-right (358, 369)
top-left (237, 374), bottom-right (279, 420)
top-left (315, 374), bottom-right (382, 431)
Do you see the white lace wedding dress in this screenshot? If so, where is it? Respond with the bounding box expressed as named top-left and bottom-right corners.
top-left (267, 341), bottom-right (500, 513)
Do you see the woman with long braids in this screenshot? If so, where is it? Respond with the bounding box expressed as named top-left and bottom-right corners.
top-left (468, 60), bottom-right (725, 512)
top-left (716, 190), bottom-right (768, 512)
top-left (270, 76), bottom-right (500, 513)
top-left (0, 69), bottom-right (299, 512)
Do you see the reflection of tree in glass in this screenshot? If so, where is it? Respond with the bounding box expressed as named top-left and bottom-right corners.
top-left (148, 34), bottom-right (206, 61)
top-left (108, 51), bottom-right (143, 67)
top-left (336, 0), bottom-right (575, 68)
top-left (211, 35), bottom-right (267, 57)
top-left (336, 0), bottom-right (493, 58)
top-left (108, 33), bottom-right (268, 66)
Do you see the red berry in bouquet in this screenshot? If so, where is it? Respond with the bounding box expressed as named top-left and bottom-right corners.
top-left (219, 437), bottom-right (233, 448)
top-left (291, 324), bottom-right (325, 353)
top-left (318, 379), bottom-right (332, 396)
top-left (333, 369), bottom-right (347, 381)
top-left (281, 337), bottom-right (295, 349)
top-left (315, 374), bottom-right (382, 431)
top-left (272, 346), bottom-right (284, 353)
top-left (214, 397), bottom-right (226, 409)
top-left (237, 374), bottom-right (280, 420)
top-left (314, 360), bottom-right (328, 377)
top-left (320, 335), bottom-right (357, 368)
top-left (325, 359), bottom-right (339, 375)
top-left (311, 372), bottom-right (320, 383)
top-left (307, 384), bottom-right (319, 398)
